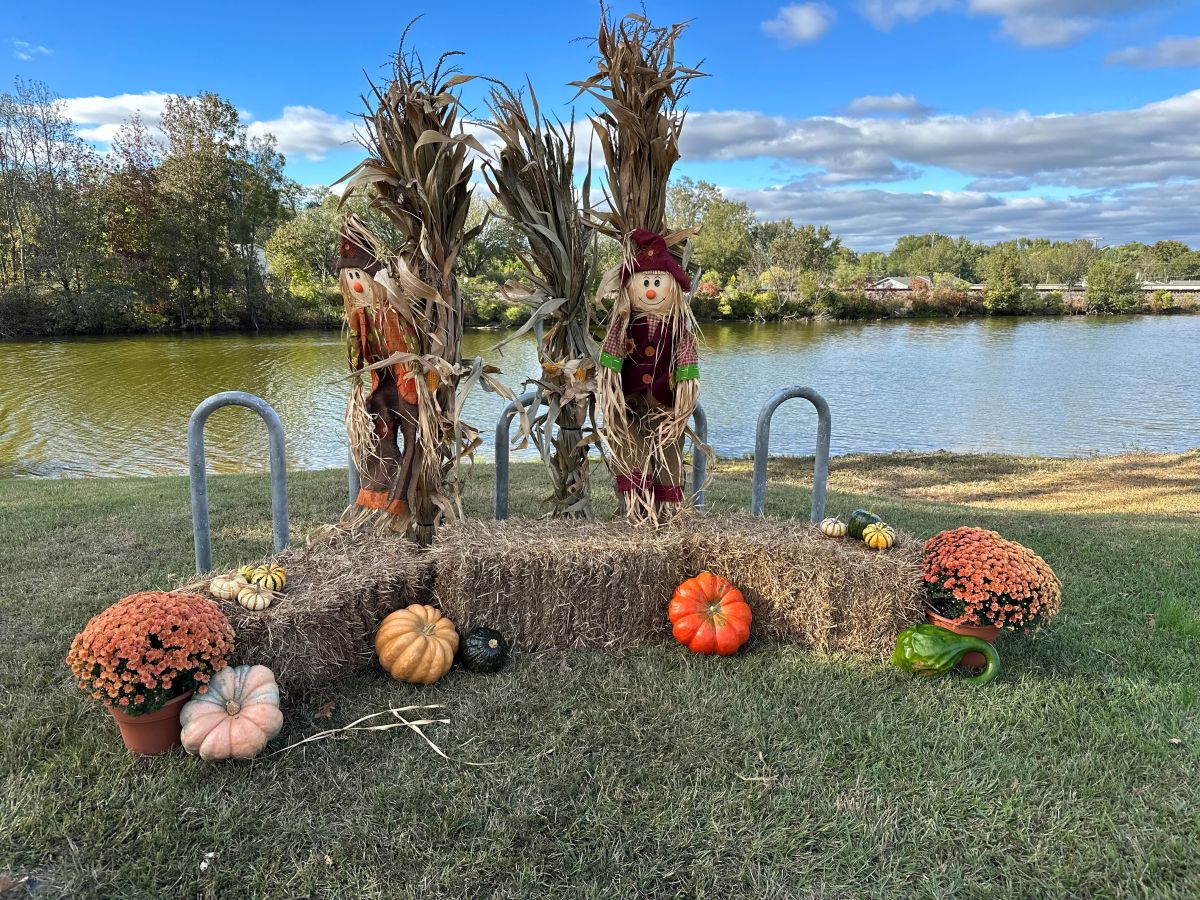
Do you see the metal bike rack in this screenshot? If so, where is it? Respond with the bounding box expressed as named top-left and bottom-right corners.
top-left (188, 391), bottom-right (288, 573)
top-left (750, 386), bottom-right (831, 523)
top-left (494, 392), bottom-right (709, 519)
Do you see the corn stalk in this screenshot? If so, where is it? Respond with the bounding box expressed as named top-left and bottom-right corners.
top-left (335, 27), bottom-right (503, 546)
top-left (482, 83), bottom-right (598, 518)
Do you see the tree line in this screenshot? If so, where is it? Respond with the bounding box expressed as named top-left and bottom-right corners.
top-left (3, 77), bottom-right (1197, 337)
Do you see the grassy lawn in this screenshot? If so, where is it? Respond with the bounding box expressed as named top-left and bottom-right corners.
top-left (1, 455), bottom-right (1197, 898)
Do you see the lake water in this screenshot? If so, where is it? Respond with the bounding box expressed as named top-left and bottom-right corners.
top-left (1, 316), bottom-right (1198, 478)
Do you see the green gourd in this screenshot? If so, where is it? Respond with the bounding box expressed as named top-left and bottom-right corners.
top-left (890, 624), bottom-right (1000, 686)
top-left (459, 627), bottom-right (511, 674)
top-left (847, 508), bottom-right (883, 540)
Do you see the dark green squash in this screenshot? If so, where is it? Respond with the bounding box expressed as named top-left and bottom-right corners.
top-left (890, 624), bottom-right (1000, 686)
top-left (459, 627), bottom-right (511, 674)
top-left (847, 508), bottom-right (883, 540)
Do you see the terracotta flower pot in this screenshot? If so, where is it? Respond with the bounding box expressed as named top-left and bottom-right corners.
top-left (109, 692), bottom-right (192, 755)
top-left (926, 610), bottom-right (1001, 671)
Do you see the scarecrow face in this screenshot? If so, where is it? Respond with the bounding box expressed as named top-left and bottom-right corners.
top-left (340, 267), bottom-right (374, 296)
top-left (626, 270), bottom-right (678, 316)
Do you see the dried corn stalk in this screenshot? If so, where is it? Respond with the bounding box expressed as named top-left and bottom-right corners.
top-left (334, 28), bottom-right (513, 546)
top-left (572, 10), bottom-right (711, 525)
top-left (482, 83), bottom-right (598, 518)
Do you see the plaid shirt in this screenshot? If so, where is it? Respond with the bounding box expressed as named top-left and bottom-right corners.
top-left (599, 314), bottom-right (698, 378)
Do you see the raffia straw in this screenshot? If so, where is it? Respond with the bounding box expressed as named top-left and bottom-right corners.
top-left (269, 705), bottom-right (464, 764)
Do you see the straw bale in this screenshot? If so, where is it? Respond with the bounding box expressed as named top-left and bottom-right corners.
top-left (429, 519), bottom-right (696, 651)
top-left (691, 516), bottom-right (926, 657)
top-left (177, 531), bottom-right (434, 697)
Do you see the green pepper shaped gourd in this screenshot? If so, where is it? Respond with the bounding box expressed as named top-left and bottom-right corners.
top-left (891, 624), bottom-right (1000, 686)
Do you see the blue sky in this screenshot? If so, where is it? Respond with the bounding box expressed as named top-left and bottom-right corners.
top-left (5, 0), bottom-right (1200, 250)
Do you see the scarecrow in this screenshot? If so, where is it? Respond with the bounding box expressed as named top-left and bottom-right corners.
top-left (573, 11), bottom-right (707, 523)
top-left (598, 229), bottom-right (699, 521)
top-left (336, 216), bottom-right (420, 530)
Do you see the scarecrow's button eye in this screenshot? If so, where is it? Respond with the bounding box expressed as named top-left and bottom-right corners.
top-left (643, 278), bottom-right (650, 288)
top-left (654, 278), bottom-right (661, 287)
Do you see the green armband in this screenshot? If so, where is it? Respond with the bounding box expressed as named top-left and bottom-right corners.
top-left (674, 363), bottom-right (699, 382)
top-left (599, 351), bottom-right (624, 372)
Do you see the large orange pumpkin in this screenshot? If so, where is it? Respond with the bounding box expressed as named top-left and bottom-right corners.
top-left (668, 571), bottom-right (752, 656)
top-left (375, 604), bottom-right (459, 684)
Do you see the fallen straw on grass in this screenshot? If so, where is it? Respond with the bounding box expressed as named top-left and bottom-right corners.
top-left (269, 705), bottom-right (494, 765)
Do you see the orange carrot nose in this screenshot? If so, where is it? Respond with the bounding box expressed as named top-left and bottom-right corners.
top-left (645, 288), bottom-right (656, 299)
top-left (353, 281), bottom-right (364, 293)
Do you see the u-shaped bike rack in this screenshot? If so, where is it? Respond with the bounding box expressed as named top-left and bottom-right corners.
top-left (751, 386), bottom-right (831, 523)
top-left (188, 391), bottom-right (289, 573)
top-left (494, 392), bottom-right (710, 519)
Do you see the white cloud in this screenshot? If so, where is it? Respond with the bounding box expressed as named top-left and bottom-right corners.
top-left (246, 106), bottom-right (356, 161)
top-left (855, 0), bottom-right (1163, 47)
top-left (762, 3), bottom-right (837, 45)
top-left (856, 0), bottom-right (956, 30)
top-left (844, 93), bottom-right (933, 117)
top-left (726, 180), bottom-right (1200, 251)
top-left (59, 91), bottom-right (358, 162)
top-left (681, 89), bottom-right (1200, 189)
top-left (967, 0), bottom-right (1161, 47)
top-left (1107, 35), bottom-right (1200, 68)
top-left (13, 41), bottom-right (52, 61)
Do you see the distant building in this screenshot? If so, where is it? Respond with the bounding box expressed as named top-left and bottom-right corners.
top-left (871, 276), bottom-right (932, 291)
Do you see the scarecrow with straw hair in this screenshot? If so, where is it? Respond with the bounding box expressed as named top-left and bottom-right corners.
top-left (573, 10), bottom-right (708, 523)
top-left (597, 230), bottom-right (699, 521)
top-left (335, 215), bottom-right (420, 527)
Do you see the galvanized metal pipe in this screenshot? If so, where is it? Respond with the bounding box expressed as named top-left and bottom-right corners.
top-left (494, 396), bottom-right (710, 518)
top-left (494, 391), bottom-right (539, 520)
top-left (188, 391), bottom-right (288, 573)
top-left (750, 387), bottom-right (831, 522)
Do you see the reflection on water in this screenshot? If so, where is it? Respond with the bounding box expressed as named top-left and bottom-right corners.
top-left (1, 316), bottom-right (1198, 477)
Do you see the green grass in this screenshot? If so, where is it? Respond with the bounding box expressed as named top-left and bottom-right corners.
top-left (1, 458), bottom-right (1198, 898)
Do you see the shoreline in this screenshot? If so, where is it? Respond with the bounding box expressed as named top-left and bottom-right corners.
top-left (2, 306), bottom-right (1199, 342)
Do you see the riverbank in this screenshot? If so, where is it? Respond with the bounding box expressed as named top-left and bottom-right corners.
top-left (2, 455), bottom-right (1196, 897)
top-left (4, 281), bottom-right (1198, 338)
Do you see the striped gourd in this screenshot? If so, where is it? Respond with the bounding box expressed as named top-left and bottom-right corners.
top-left (251, 564), bottom-right (287, 592)
top-left (237, 565), bottom-right (257, 581)
top-left (209, 574), bottom-right (249, 601)
top-left (862, 522), bottom-right (896, 550)
top-left (237, 583), bottom-right (273, 611)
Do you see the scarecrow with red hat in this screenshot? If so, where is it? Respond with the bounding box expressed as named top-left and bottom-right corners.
top-left (575, 12), bottom-right (707, 523)
top-left (598, 229), bottom-right (700, 522)
top-left (335, 215), bottom-right (421, 529)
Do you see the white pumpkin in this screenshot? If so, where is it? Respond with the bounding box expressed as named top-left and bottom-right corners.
top-left (237, 583), bottom-right (272, 611)
top-left (209, 575), bottom-right (249, 601)
top-left (180, 665), bottom-right (283, 760)
top-left (819, 517), bottom-right (847, 538)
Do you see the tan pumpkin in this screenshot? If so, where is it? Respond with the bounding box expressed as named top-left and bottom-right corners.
top-left (180, 664), bottom-right (283, 760)
top-left (375, 604), bottom-right (459, 684)
top-left (209, 574), bottom-right (249, 601)
top-left (251, 563), bottom-right (287, 592)
top-left (819, 517), bottom-right (847, 538)
top-left (237, 583), bottom-right (273, 611)
top-left (862, 522), bottom-right (896, 550)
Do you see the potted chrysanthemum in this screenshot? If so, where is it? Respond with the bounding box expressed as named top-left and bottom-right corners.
top-left (67, 591), bottom-right (235, 754)
top-left (922, 527), bottom-right (1061, 668)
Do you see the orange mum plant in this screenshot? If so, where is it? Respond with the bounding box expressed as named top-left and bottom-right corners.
top-left (67, 591), bottom-right (235, 716)
top-left (922, 527), bottom-right (1061, 632)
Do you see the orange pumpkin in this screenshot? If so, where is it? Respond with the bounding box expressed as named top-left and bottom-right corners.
top-left (375, 604), bottom-right (459, 684)
top-left (668, 571), bottom-right (752, 656)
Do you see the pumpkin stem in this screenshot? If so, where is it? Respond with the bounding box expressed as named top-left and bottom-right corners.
top-left (225, 700), bottom-right (242, 716)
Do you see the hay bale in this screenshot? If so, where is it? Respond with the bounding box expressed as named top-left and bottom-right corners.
top-left (429, 519), bottom-right (696, 651)
top-left (178, 532), bottom-right (434, 697)
top-left (692, 515), bottom-right (925, 657)
top-left (429, 515), bottom-right (923, 657)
